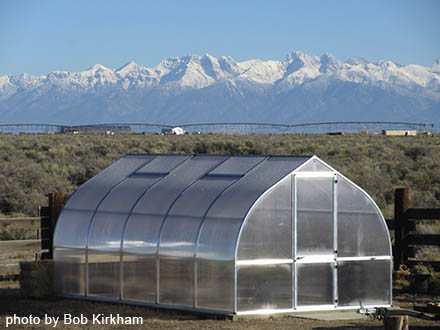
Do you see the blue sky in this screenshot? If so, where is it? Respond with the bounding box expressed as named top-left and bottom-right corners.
top-left (0, 0), bottom-right (439, 76)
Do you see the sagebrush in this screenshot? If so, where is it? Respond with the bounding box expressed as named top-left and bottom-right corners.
top-left (0, 133), bottom-right (439, 219)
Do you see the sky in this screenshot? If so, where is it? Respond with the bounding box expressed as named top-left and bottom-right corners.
top-left (0, 0), bottom-right (439, 76)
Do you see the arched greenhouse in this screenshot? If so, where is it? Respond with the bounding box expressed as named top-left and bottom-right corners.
top-left (53, 154), bottom-right (392, 315)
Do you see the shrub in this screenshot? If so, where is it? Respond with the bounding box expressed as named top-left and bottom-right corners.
top-left (0, 134), bottom-right (439, 218)
top-left (19, 260), bottom-right (53, 298)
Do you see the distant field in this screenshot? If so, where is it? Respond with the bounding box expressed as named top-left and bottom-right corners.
top-left (0, 133), bottom-right (439, 219)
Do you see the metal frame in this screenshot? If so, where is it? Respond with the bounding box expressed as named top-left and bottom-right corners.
top-left (292, 173), bottom-right (297, 309)
top-left (293, 168), bottom-right (337, 310)
top-left (333, 173), bottom-right (338, 306)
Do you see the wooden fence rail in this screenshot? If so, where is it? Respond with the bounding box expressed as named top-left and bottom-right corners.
top-left (0, 217), bottom-right (42, 230)
top-left (0, 239), bottom-right (42, 252)
top-left (0, 218), bottom-right (47, 277)
top-left (0, 193), bottom-right (64, 277)
top-left (392, 188), bottom-right (440, 271)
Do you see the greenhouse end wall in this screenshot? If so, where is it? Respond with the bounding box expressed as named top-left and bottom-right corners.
top-left (54, 155), bottom-right (392, 315)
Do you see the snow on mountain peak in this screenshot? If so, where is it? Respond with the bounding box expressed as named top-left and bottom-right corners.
top-left (1, 51), bottom-right (439, 97)
top-left (202, 53), bottom-right (216, 61)
top-left (117, 60), bottom-right (139, 71)
top-left (285, 51), bottom-right (320, 73)
top-left (0, 51), bottom-right (439, 125)
top-left (217, 56), bottom-right (240, 75)
top-left (286, 50), bottom-right (306, 61)
top-left (432, 58), bottom-right (440, 73)
top-left (115, 60), bottom-right (145, 77)
top-left (86, 64), bottom-right (111, 73)
top-left (200, 54), bottom-right (222, 80)
top-left (320, 53), bottom-right (342, 73)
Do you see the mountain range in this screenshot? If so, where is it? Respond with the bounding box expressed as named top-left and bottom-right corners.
top-left (0, 51), bottom-right (439, 125)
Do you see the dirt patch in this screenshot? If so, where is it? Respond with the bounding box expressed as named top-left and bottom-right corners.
top-left (0, 282), bottom-right (438, 329)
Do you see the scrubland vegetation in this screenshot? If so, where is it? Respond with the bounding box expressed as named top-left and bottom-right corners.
top-left (1, 133), bottom-right (440, 314)
top-left (0, 133), bottom-right (439, 219)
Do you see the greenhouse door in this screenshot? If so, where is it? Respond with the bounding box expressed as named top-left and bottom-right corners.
top-left (294, 173), bottom-right (337, 309)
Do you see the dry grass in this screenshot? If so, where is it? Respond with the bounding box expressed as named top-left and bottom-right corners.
top-left (19, 260), bottom-right (53, 298)
top-left (0, 281), bottom-right (439, 329)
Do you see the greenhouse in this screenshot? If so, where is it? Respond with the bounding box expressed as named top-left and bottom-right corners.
top-left (53, 154), bottom-right (392, 315)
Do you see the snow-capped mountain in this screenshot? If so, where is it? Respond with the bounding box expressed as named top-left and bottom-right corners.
top-left (0, 51), bottom-right (439, 125)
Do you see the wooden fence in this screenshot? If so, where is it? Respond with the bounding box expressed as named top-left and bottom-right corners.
top-left (0, 217), bottom-right (43, 276)
top-left (0, 193), bottom-right (64, 277)
top-left (392, 188), bottom-right (440, 271)
top-left (0, 189), bottom-right (439, 277)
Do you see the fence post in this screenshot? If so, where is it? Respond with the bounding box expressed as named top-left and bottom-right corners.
top-left (394, 188), bottom-right (409, 270)
top-left (41, 193), bottom-right (64, 259)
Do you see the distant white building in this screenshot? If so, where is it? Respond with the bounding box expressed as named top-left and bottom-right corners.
top-left (382, 130), bottom-right (417, 136)
top-left (161, 127), bottom-right (185, 135)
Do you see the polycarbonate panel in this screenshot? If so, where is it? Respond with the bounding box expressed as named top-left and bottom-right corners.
top-left (87, 174), bottom-right (163, 298)
top-left (122, 254), bottom-right (156, 302)
top-left (297, 211), bottom-right (333, 254)
top-left (128, 155), bottom-right (228, 217)
top-left (196, 260), bottom-right (234, 311)
top-left (338, 213), bottom-right (390, 257)
top-left (297, 263), bottom-right (334, 306)
top-left (337, 175), bottom-right (390, 257)
top-left (135, 154), bottom-right (189, 174)
top-left (296, 158), bottom-right (333, 172)
top-left (122, 155), bottom-right (228, 302)
top-left (122, 214), bottom-right (163, 256)
top-left (90, 201), bottom-right (145, 245)
top-left (123, 222), bottom-right (171, 301)
top-left (337, 175), bottom-right (380, 213)
top-left (159, 177), bottom-right (237, 259)
top-left (53, 209), bottom-right (94, 296)
top-left (65, 155), bottom-right (155, 210)
top-left (87, 212), bottom-right (127, 298)
top-left (237, 264), bottom-right (292, 311)
top-left (88, 251), bottom-right (120, 298)
top-left (297, 176), bottom-right (333, 209)
top-left (159, 257), bottom-right (193, 306)
top-left (197, 216), bottom-right (244, 262)
top-left (158, 177), bottom-right (237, 307)
top-left (54, 209), bottom-right (94, 249)
top-left (95, 176), bottom-right (162, 213)
top-left (87, 175), bottom-right (162, 253)
top-left (208, 155), bottom-right (266, 176)
top-left (338, 260), bottom-right (391, 306)
top-left (197, 157), bottom-right (308, 311)
top-left (199, 157), bottom-right (308, 262)
top-left (297, 177), bottom-right (333, 255)
top-left (237, 176), bottom-right (292, 260)
top-left (53, 155), bottom-right (155, 298)
top-left (54, 248), bottom-right (85, 296)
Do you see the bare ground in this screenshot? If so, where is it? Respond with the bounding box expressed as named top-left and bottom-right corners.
top-left (0, 281), bottom-right (439, 330)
